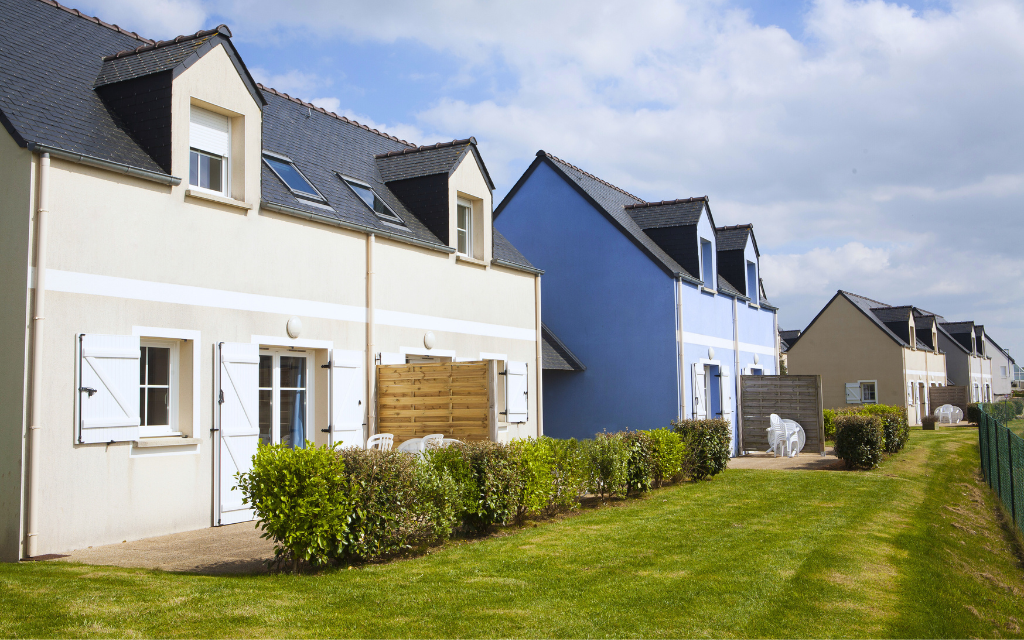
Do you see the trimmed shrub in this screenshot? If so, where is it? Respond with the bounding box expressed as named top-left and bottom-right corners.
top-left (922, 415), bottom-right (937, 430)
top-left (645, 428), bottom-right (685, 487)
top-left (460, 441), bottom-right (527, 532)
top-left (339, 448), bottom-right (425, 560)
top-left (967, 403), bottom-right (981, 425)
top-left (510, 437), bottom-right (556, 520)
top-left (672, 419), bottom-right (731, 480)
top-left (421, 442), bottom-right (477, 522)
top-left (981, 401), bottom-right (1021, 425)
top-left (583, 433), bottom-right (629, 498)
top-left (236, 442), bottom-right (355, 570)
top-left (860, 404), bottom-right (909, 453)
top-left (546, 437), bottom-right (590, 511)
top-left (834, 414), bottom-right (884, 469)
top-left (621, 430), bottom-right (654, 495)
top-left (823, 409), bottom-right (837, 440)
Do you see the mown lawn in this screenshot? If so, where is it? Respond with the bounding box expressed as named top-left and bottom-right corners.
top-left (2, 429), bottom-right (1023, 638)
top-left (1008, 418), bottom-right (1024, 438)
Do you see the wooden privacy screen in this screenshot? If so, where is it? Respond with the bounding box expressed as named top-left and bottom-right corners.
top-left (377, 361), bottom-right (491, 445)
top-left (739, 375), bottom-right (825, 454)
top-left (928, 385), bottom-right (969, 417)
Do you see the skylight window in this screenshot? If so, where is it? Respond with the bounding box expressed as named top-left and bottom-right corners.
top-left (342, 177), bottom-right (405, 225)
top-left (263, 154), bottom-right (322, 200)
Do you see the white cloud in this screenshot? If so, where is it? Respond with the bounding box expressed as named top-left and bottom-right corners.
top-left (74, 0), bottom-right (208, 40)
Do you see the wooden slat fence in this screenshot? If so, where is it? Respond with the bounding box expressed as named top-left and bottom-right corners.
top-left (740, 375), bottom-right (825, 454)
top-left (376, 361), bottom-right (490, 445)
top-left (928, 385), bottom-right (968, 417)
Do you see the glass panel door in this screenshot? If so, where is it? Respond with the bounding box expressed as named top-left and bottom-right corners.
top-left (256, 350), bottom-right (309, 448)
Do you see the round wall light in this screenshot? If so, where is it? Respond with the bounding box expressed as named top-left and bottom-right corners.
top-left (708, 347), bottom-right (715, 360)
top-left (424, 331), bottom-right (436, 350)
top-left (754, 354), bottom-right (760, 365)
top-left (286, 316), bottom-right (302, 339)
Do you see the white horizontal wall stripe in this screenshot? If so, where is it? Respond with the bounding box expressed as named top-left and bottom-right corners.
top-left (683, 331), bottom-right (775, 357)
top-left (905, 369), bottom-right (946, 377)
top-left (39, 269), bottom-right (535, 342)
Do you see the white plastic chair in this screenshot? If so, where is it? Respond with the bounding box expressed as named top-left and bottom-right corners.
top-left (421, 434), bottom-right (445, 450)
top-left (935, 404), bottom-right (962, 424)
top-left (782, 419), bottom-right (806, 456)
top-left (950, 406), bottom-right (964, 423)
top-left (767, 414), bottom-right (800, 457)
top-left (439, 438), bottom-right (462, 447)
top-left (366, 433), bottom-right (394, 451)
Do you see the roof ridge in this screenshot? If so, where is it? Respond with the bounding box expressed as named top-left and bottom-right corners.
top-left (102, 24), bottom-right (230, 61)
top-left (36, 0), bottom-right (155, 44)
top-left (624, 196), bottom-right (708, 210)
top-left (539, 151), bottom-right (645, 203)
top-left (257, 84), bottom-right (415, 147)
top-left (375, 138), bottom-right (476, 159)
top-left (840, 290), bottom-right (891, 308)
top-left (716, 223), bottom-right (751, 231)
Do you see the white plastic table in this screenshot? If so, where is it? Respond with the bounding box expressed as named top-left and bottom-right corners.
top-left (396, 438), bottom-right (424, 454)
top-left (782, 419), bottom-right (806, 454)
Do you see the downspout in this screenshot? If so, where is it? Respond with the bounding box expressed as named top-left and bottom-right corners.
top-left (675, 278), bottom-right (684, 421)
top-left (534, 275), bottom-right (543, 437)
top-left (732, 296), bottom-right (742, 456)
top-left (25, 152), bottom-right (49, 559)
top-left (366, 234), bottom-right (375, 440)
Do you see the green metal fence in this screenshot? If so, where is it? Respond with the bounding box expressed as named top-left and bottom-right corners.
top-left (978, 406), bottom-right (1024, 536)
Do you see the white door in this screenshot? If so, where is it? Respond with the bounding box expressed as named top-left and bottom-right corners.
top-left (331, 349), bottom-right (365, 448)
top-left (218, 342), bottom-right (260, 525)
top-left (78, 334), bottom-right (141, 444)
top-left (692, 363), bottom-right (707, 419)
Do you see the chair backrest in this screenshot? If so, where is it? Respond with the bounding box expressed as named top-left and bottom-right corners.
top-left (769, 413), bottom-right (783, 428)
top-left (366, 433), bottom-right (394, 451)
top-left (422, 434), bottom-right (445, 450)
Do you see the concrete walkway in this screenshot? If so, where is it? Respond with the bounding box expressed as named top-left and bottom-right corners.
top-left (56, 522), bottom-right (276, 574)
top-left (730, 448), bottom-right (844, 471)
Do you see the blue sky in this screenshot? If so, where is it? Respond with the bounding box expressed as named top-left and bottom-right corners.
top-left (79, 0), bottom-right (1023, 359)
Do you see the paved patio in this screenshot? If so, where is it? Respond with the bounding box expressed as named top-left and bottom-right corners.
top-left (730, 448), bottom-right (844, 471)
top-left (54, 522), bottom-right (276, 574)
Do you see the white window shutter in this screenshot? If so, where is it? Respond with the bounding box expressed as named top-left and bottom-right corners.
top-left (505, 361), bottom-right (529, 423)
top-left (846, 383), bottom-right (861, 403)
top-left (720, 366), bottom-right (732, 416)
top-left (331, 349), bottom-right (364, 448)
top-left (692, 363), bottom-right (707, 419)
top-left (190, 107), bottom-right (229, 156)
top-left (379, 352), bottom-right (405, 365)
top-left (218, 342), bottom-right (259, 525)
top-left (907, 382), bottom-right (914, 404)
top-left (78, 334), bottom-right (140, 444)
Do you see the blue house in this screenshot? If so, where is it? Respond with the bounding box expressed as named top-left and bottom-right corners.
top-left (494, 151), bottom-right (779, 453)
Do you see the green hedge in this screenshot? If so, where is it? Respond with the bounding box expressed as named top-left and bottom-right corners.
top-left (979, 401), bottom-right (1021, 425)
top-left (825, 404), bottom-right (909, 453)
top-left (239, 425), bottom-right (734, 569)
top-left (834, 414), bottom-right (885, 469)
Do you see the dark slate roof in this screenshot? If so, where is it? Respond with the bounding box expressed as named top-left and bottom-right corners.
top-left (624, 198), bottom-right (706, 229)
top-left (717, 274), bottom-right (744, 298)
top-left (0, 0), bottom-right (165, 171)
top-left (95, 30), bottom-right (219, 86)
top-left (541, 324), bottom-right (586, 371)
top-left (492, 229), bottom-right (538, 271)
top-left (375, 138), bottom-right (495, 190)
top-left (803, 291), bottom-right (917, 348)
top-left (870, 305), bottom-right (913, 323)
top-left (779, 329), bottom-right (801, 352)
top-left (940, 321), bottom-right (975, 334)
top-left (259, 88), bottom-right (445, 247)
top-left (715, 225), bottom-right (749, 251)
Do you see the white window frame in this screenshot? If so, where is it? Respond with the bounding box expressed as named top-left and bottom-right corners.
top-left (258, 347), bottom-right (316, 447)
top-left (457, 197), bottom-right (474, 257)
top-left (189, 106), bottom-right (231, 197)
top-left (139, 338), bottom-right (180, 438)
top-left (262, 152), bottom-right (326, 202)
top-left (860, 380), bottom-right (877, 404)
top-left (340, 175), bottom-right (406, 226)
top-left (700, 238), bottom-right (714, 289)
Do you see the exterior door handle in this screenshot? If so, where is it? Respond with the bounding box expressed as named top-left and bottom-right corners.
top-left (79, 386), bottom-right (97, 397)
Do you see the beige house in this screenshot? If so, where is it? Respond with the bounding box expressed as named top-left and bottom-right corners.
top-left (932, 320), bottom-right (994, 402)
top-left (0, 1), bottom-right (542, 560)
top-left (786, 291), bottom-right (947, 425)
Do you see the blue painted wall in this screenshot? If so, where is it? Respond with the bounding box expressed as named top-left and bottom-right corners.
top-left (496, 161), bottom-right (679, 438)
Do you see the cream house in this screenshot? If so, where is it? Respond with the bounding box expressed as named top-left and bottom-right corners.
top-left (0, 0), bottom-right (542, 560)
top-left (933, 320), bottom-right (994, 402)
top-left (786, 291), bottom-right (947, 425)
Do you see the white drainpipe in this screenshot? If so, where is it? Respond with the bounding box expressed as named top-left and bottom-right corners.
top-left (26, 152), bottom-right (49, 559)
top-left (366, 233), bottom-right (375, 440)
top-left (534, 275), bottom-right (543, 437)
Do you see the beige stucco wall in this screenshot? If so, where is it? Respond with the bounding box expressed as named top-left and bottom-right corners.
top-left (786, 296), bottom-right (907, 411)
top-left (0, 132), bottom-right (33, 561)
top-left (902, 347), bottom-right (947, 424)
top-left (448, 153), bottom-right (492, 262)
top-left (8, 42), bottom-right (540, 557)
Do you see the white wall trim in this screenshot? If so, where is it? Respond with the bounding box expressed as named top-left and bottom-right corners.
top-left (399, 346), bottom-right (457, 358)
top-left (132, 326), bottom-right (200, 442)
top-left (479, 352), bottom-right (507, 361)
top-left (251, 335), bottom-right (333, 350)
top-left (38, 269), bottom-right (535, 342)
top-left (683, 331), bottom-right (775, 357)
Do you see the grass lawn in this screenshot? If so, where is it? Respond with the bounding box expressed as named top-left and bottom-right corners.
top-left (1007, 418), bottom-right (1024, 438)
top-left (2, 429), bottom-right (1024, 638)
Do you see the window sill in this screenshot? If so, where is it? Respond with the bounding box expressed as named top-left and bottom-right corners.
top-left (747, 302), bottom-right (760, 309)
top-left (701, 286), bottom-right (716, 295)
top-left (135, 437), bottom-right (201, 448)
top-left (456, 254), bottom-right (488, 268)
top-left (185, 189), bottom-right (253, 210)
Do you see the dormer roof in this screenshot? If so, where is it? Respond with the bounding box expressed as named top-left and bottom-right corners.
top-left (375, 138), bottom-right (494, 190)
top-left (803, 291), bottom-right (932, 349)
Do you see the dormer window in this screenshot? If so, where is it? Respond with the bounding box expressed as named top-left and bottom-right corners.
top-left (457, 198), bottom-right (473, 256)
top-left (700, 239), bottom-right (714, 289)
top-left (263, 153), bottom-right (323, 201)
top-left (189, 106), bottom-right (229, 195)
top-left (342, 177), bottom-right (405, 226)
top-left (746, 261), bottom-right (757, 302)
